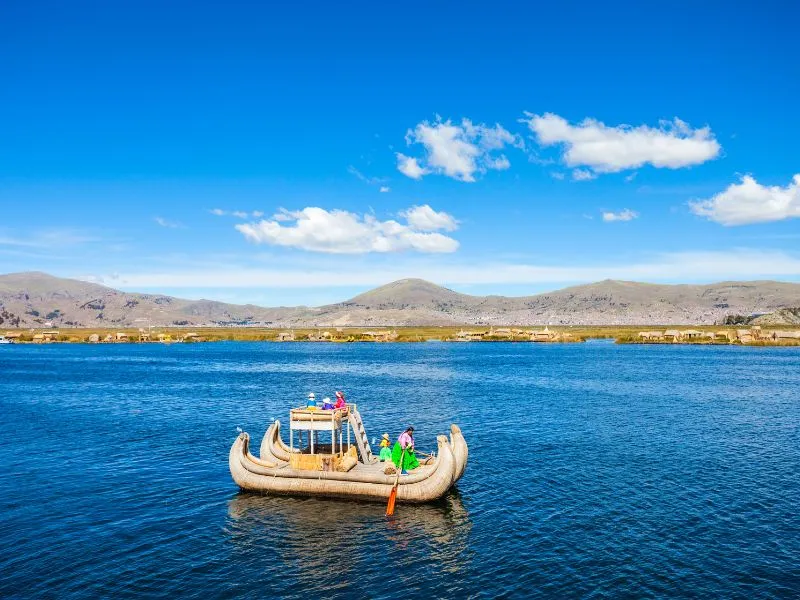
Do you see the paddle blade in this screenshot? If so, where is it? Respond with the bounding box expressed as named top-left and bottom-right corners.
top-left (385, 486), bottom-right (398, 516)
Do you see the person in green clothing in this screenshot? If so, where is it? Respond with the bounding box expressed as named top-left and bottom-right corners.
top-left (378, 433), bottom-right (392, 462)
top-left (391, 426), bottom-right (420, 474)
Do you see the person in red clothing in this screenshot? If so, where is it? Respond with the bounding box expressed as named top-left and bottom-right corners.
top-left (334, 391), bottom-right (347, 409)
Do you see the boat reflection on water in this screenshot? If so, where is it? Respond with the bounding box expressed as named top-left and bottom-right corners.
top-left (226, 491), bottom-right (472, 596)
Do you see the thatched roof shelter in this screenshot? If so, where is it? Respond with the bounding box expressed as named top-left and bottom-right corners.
top-left (775, 330), bottom-right (800, 339)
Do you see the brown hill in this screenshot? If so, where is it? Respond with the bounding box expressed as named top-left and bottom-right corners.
top-left (1, 272), bottom-right (800, 327)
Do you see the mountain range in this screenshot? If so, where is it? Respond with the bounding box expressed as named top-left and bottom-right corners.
top-left (1, 272), bottom-right (800, 328)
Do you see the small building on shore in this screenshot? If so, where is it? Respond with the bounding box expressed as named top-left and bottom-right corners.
top-left (773, 330), bottom-right (800, 340)
top-left (277, 331), bottom-right (295, 341)
top-left (115, 332), bottom-right (129, 342)
top-left (664, 330), bottom-right (681, 342)
top-left (488, 328), bottom-right (513, 339)
top-left (531, 327), bottom-right (557, 342)
top-left (88, 333), bottom-right (100, 343)
top-left (638, 331), bottom-right (664, 341)
top-left (361, 330), bottom-right (398, 342)
top-left (456, 330), bottom-right (487, 341)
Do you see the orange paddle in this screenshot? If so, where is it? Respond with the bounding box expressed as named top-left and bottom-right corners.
top-left (385, 448), bottom-right (405, 516)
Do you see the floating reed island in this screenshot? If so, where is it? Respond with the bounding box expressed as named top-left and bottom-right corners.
top-left (3, 325), bottom-right (799, 345)
top-left (1, 325), bottom-right (586, 343)
top-left (230, 404), bottom-right (468, 503)
top-left (621, 325), bottom-right (800, 346)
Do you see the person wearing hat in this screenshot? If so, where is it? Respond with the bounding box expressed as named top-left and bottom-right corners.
top-left (392, 426), bottom-right (420, 474)
top-left (321, 397), bottom-right (335, 410)
top-left (334, 391), bottom-right (346, 409)
top-left (378, 433), bottom-right (392, 462)
top-left (306, 392), bottom-right (317, 410)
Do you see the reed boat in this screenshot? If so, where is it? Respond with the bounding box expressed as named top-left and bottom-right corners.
top-left (229, 403), bottom-right (468, 503)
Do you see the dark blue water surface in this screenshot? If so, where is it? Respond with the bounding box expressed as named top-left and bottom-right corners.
top-left (1, 342), bottom-right (799, 598)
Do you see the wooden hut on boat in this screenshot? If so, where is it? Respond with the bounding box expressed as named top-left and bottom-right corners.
top-left (229, 403), bottom-right (467, 503)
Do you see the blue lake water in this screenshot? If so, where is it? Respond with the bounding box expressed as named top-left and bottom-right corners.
top-left (1, 342), bottom-right (799, 598)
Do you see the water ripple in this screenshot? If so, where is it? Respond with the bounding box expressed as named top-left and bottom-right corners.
top-left (0, 343), bottom-right (799, 598)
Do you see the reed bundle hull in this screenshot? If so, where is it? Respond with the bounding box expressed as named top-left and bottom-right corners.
top-left (229, 421), bottom-right (468, 503)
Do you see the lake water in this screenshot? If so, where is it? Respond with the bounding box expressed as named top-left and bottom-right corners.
top-left (1, 342), bottom-right (799, 598)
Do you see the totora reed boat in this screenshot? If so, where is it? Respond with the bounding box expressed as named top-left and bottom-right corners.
top-left (229, 403), bottom-right (468, 503)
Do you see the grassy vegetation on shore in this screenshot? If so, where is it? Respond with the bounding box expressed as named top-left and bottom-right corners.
top-left (3, 324), bottom-right (799, 345)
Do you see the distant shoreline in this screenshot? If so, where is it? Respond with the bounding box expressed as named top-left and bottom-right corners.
top-left (3, 325), bottom-right (799, 346)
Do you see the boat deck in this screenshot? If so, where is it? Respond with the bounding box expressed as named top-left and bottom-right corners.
top-left (269, 456), bottom-right (434, 477)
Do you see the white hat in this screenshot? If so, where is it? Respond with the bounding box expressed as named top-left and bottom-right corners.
top-left (308, 392), bottom-right (315, 398)
top-left (323, 397), bottom-right (331, 403)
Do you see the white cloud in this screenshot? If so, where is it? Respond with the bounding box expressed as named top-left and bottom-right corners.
top-left (398, 117), bottom-right (523, 182)
top-left (572, 169), bottom-right (597, 181)
top-left (625, 172), bottom-right (637, 183)
top-left (521, 112), bottom-right (720, 174)
top-left (232, 211), bottom-right (249, 219)
top-left (113, 249), bottom-right (800, 290)
top-left (400, 205), bottom-right (458, 232)
top-left (550, 172), bottom-right (566, 181)
top-left (210, 208), bottom-right (226, 216)
top-left (234, 206), bottom-right (459, 254)
top-left (689, 174), bottom-right (800, 226)
top-left (602, 209), bottom-right (639, 222)
top-left (379, 186), bottom-right (391, 193)
top-left (252, 211), bottom-right (264, 218)
top-left (396, 153), bottom-right (427, 180)
top-left (154, 217), bottom-right (183, 229)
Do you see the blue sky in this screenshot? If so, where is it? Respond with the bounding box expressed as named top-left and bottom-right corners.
top-left (1, 1), bottom-right (799, 305)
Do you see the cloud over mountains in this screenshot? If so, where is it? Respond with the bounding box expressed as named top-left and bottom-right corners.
top-left (235, 205), bottom-right (459, 254)
top-left (690, 174), bottom-right (800, 225)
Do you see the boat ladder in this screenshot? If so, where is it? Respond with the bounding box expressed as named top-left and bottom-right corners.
top-left (347, 407), bottom-right (377, 464)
